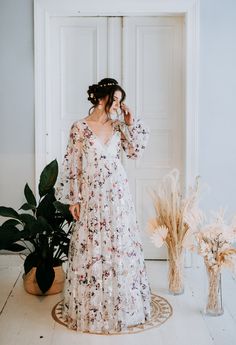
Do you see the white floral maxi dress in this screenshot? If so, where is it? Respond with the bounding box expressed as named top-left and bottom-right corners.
top-left (55, 118), bottom-right (151, 333)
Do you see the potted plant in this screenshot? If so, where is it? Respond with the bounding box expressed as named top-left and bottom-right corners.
top-left (0, 159), bottom-right (74, 295)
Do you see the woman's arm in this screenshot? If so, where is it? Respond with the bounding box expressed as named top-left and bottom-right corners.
top-left (120, 118), bottom-right (150, 159)
top-left (55, 122), bottom-right (83, 206)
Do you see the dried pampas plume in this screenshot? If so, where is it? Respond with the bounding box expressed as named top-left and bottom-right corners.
top-left (147, 169), bottom-right (202, 254)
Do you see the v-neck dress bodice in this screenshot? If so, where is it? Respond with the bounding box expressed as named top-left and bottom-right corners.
top-left (82, 119), bottom-right (116, 147)
top-left (55, 117), bottom-right (151, 334)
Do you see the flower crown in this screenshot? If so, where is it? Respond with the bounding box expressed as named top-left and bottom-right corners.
top-left (98, 82), bottom-right (117, 87)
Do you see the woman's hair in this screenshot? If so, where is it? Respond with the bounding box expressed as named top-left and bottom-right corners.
top-left (87, 78), bottom-right (126, 114)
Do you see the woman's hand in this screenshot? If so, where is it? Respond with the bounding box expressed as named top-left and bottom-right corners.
top-left (69, 203), bottom-right (80, 221)
top-left (120, 103), bottom-right (134, 125)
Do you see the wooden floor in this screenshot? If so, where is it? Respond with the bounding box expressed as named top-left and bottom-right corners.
top-left (0, 254), bottom-right (236, 345)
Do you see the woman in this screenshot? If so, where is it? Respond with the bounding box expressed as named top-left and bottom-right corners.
top-left (55, 78), bottom-right (151, 334)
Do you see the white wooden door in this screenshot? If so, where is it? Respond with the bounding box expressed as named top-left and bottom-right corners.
top-left (47, 16), bottom-right (184, 259)
top-left (122, 17), bottom-right (184, 259)
top-left (49, 17), bottom-right (123, 163)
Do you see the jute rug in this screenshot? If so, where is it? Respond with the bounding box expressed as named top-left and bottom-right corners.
top-left (52, 293), bottom-right (172, 335)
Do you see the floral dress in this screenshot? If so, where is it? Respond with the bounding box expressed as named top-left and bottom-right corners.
top-left (55, 117), bottom-right (151, 334)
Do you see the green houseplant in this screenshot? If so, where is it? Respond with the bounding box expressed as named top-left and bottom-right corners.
top-left (0, 159), bottom-right (74, 294)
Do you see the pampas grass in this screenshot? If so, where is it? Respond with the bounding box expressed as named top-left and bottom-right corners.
top-left (147, 169), bottom-right (201, 294)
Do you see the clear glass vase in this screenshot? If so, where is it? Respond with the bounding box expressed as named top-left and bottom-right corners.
top-left (168, 248), bottom-right (184, 295)
top-left (205, 266), bottom-right (223, 316)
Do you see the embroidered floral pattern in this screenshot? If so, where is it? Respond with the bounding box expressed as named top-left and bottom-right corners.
top-left (55, 118), bottom-right (151, 333)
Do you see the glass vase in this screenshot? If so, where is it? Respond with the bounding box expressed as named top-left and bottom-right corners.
top-left (168, 248), bottom-right (184, 295)
top-left (205, 266), bottom-right (223, 316)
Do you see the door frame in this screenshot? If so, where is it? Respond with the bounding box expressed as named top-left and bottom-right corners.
top-left (34, 0), bottom-right (199, 191)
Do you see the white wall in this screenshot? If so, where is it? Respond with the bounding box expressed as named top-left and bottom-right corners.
top-left (199, 0), bottom-right (236, 219)
top-left (0, 0), bottom-right (236, 220)
top-left (0, 0), bottom-right (35, 210)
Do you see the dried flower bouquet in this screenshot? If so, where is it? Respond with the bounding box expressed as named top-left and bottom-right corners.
top-left (193, 211), bottom-right (236, 315)
top-left (147, 169), bottom-right (201, 294)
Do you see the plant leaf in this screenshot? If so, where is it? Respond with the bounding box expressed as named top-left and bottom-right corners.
top-left (2, 219), bottom-right (22, 228)
top-left (24, 183), bottom-right (37, 207)
top-left (24, 252), bottom-right (38, 274)
top-left (36, 261), bottom-right (55, 293)
top-left (0, 226), bottom-right (22, 249)
top-left (38, 160), bottom-right (58, 197)
top-left (38, 233), bottom-right (50, 259)
top-left (36, 190), bottom-right (56, 225)
top-left (20, 213), bottom-right (37, 226)
top-left (20, 217), bottom-right (44, 240)
top-left (19, 203), bottom-right (36, 211)
top-left (37, 216), bottom-right (54, 234)
top-left (5, 243), bottom-right (26, 252)
top-left (0, 206), bottom-right (20, 220)
top-left (59, 243), bottom-right (70, 257)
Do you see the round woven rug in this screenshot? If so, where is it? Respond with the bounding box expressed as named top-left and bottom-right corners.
top-left (52, 293), bottom-right (172, 334)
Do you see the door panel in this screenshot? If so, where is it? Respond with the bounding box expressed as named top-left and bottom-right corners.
top-left (122, 17), bottom-right (184, 259)
top-left (49, 17), bottom-right (108, 162)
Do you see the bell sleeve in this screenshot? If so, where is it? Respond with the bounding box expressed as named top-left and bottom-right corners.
top-left (116, 118), bottom-right (150, 159)
top-left (55, 122), bottom-right (83, 205)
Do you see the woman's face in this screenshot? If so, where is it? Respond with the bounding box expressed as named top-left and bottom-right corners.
top-left (99, 90), bottom-right (123, 114)
top-left (109, 90), bottom-right (122, 114)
